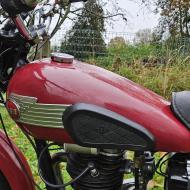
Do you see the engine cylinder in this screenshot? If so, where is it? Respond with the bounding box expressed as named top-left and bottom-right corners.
top-left (165, 153), bottom-right (189, 190)
top-left (67, 152), bottom-right (125, 190)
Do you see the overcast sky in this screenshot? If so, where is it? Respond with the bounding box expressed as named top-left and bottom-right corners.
top-left (59, 0), bottom-right (160, 33)
top-left (53, 0), bottom-right (160, 45)
top-left (107, 0), bottom-right (160, 33)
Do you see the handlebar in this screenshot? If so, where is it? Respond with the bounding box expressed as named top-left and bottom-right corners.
top-left (0, 0), bottom-right (88, 49)
top-left (13, 16), bottom-right (33, 41)
top-left (0, 0), bottom-right (87, 16)
top-left (10, 1), bottom-right (72, 44)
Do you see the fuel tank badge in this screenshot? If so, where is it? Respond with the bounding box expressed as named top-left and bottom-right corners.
top-left (7, 93), bottom-right (70, 128)
top-left (6, 99), bottom-right (20, 120)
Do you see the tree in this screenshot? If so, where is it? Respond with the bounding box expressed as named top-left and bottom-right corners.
top-left (61, 0), bottom-right (107, 59)
top-left (108, 37), bottom-right (128, 57)
top-left (141, 0), bottom-right (190, 38)
top-left (108, 37), bottom-right (127, 48)
top-left (159, 0), bottom-right (190, 37)
top-left (133, 29), bottom-right (153, 44)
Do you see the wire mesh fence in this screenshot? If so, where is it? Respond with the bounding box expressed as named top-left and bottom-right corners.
top-left (51, 30), bottom-right (135, 47)
top-left (166, 37), bottom-right (190, 55)
top-left (50, 29), bottom-right (190, 61)
top-left (51, 29), bottom-right (136, 60)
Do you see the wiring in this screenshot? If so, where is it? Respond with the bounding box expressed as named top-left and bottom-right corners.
top-left (32, 44), bottom-right (39, 61)
top-left (0, 48), bottom-right (13, 57)
top-left (0, 18), bottom-right (8, 25)
top-left (155, 153), bottom-right (169, 171)
top-left (21, 127), bottom-right (38, 153)
top-left (155, 153), bottom-right (171, 178)
top-left (0, 92), bottom-right (5, 105)
top-left (159, 157), bottom-right (171, 176)
top-left (38, 142), bottom-right (93, 189)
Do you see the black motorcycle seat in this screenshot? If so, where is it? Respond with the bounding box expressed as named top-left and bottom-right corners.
top-left (171, 91), bottom-right (190, 130)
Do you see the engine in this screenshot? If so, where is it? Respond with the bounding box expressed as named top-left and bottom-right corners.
top-left (67, 151), bottom-right (125, 190)
top-left (46, 143), bottom-right (156, 190)
top-left (165, 153), bottom-right (190, 190)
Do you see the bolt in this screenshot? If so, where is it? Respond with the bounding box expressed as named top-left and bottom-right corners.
top-left (88, 162), bottom-right (99, 177)
top-left (90, 168), bottom-right (99, 178)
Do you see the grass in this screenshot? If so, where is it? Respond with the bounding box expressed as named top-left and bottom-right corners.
top-left (1, 44), bottom-right (190, 189)
top-left (89, 45), bottom-right (190, 99)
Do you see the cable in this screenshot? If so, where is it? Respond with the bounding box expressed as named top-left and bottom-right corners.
top-left (155, 169), bottom-right (168, 178)
top-left (0, 93), bottom-right (5, 105)
top-left (0, 114), bottom-right (43, 190)
top-left (32, 44), bottom-right (39, 61)
top-left (0, 48), bottom-right (12, 57)
top-left (50, 9), bottom-right (62, 38)
top-left (155, 153), bottom-right (169, 172)
top-left (38, 143), bottom-right (93, 188)
top-left (159, 157), bottom-right (171, 176)
top-left (155, 153), bottom-right (171, 178)
top-left (21, 127), bottom-right (38, 153)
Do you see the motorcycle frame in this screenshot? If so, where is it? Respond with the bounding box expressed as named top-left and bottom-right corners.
top-left (0, 129), bottom-right (34, 190)
top-left (0, 127), bottom-right (63, 190)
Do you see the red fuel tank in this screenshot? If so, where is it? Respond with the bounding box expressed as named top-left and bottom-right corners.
top-left (6, 56), bottom-right (190, 153)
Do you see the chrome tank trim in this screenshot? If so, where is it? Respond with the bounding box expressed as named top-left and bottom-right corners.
top-left (8, 93), bottom-right (70, 128)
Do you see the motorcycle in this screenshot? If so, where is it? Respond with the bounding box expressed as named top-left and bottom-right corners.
top-left (0, 0), bottom-right (189, 189)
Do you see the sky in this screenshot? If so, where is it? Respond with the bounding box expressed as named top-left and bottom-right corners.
top-left (52, 0), bottom-right (160, 45)
top-left (107, 0), bottom-right (160, 33)
top-left (57, 0), bottom-right (160, 33)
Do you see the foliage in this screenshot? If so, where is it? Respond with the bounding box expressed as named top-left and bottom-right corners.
top-left (90, 44), bottom-right (190, 100)
top-left (158, 0), bottom-right (190, 37)
top-left (108, 36), bottom-right (127, 48)
top-left (134, 29), bottom-right (153, 44)
top-left (165, 36), bottom-right (190, 55)
top-left (61, 0), bottom-right (106, 59)
top-left (105, 43), bottom-right (165, 66)
top-left (141, 0), bottom-right (190, 39)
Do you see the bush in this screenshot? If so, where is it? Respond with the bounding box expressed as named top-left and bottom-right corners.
top-left (92, 45), bottom-right (190, 100)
